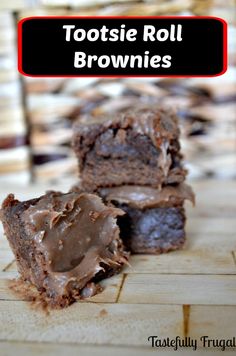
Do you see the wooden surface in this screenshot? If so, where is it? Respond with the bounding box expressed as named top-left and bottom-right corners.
top-left (0, 180), bottom-right (236, 355)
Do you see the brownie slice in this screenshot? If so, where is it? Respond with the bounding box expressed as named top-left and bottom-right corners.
top-left (0, 191), bottom-right (128, 308)
top-left (72, 106), bottom-right (187, 191)
top-left (99, 183), bottom-right (194, 254)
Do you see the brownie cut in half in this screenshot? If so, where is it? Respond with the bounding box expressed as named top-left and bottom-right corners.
top-left (72, 106), bottom-right (187, 191)
top-left (0, 191), bottom-right (128, 308)
top-left (99, 183), bottom-right (195, 254)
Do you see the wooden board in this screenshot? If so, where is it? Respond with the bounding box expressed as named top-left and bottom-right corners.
top-left (0, 180), bottom-right (236, 355)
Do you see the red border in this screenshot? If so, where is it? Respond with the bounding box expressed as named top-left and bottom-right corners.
top-left (18, 16), bottom-right (228, 78)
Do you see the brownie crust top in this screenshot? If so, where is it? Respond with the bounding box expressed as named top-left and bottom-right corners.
top-left (73, 105), bottom-right (180, 151)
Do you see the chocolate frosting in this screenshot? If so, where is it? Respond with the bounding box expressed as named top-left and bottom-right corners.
top-left (22, 191), bottom-right (127, 297)
top-left (99, 183), bottom-right (195, 210)
top-left (73, 105), bottom-right (180, 151)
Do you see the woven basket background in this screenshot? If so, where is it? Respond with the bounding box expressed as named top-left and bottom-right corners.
top-left (0, 0), bottom-right (235, 184)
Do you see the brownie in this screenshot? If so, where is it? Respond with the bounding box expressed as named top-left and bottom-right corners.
top-left (72, 106), bottom-right (187, 191)
top-left (99, 183), bottom-right (194, 254)
top-left (0, 191), bottom-right (128, 308)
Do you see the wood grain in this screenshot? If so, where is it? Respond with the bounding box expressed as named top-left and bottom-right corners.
top-left (125, 249), bottom-right (236, 275)
top-left (0, 302), bottom-right (183, 344)
top-left (119, 274), bottom-right (236, 305)
top-left (185, 217), bottom-right (236, 238)
top-left (188, 306), bottom-right (236, 339)
top-left (0, 341), bottom-right (160, 356)
top-left (0, 250), bottom-right (14, 272)
top-left (0, 179), bottom-right (235, 352)
top-left (0, 0), bottom-right (28, 10)
top-left (1, 340), bottom-right (235, 356)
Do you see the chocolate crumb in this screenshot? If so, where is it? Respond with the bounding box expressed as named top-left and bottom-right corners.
top-left (99, 308), bottom-right (108, 317)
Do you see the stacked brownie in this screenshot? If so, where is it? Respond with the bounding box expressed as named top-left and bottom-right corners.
top-left (73, 106), bottom-right (194, 254)
top-left (0, 106), bottom-right (193, 308)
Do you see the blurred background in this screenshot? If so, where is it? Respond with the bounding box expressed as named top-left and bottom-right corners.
top-left (0, 0), bottom-right (235, 186)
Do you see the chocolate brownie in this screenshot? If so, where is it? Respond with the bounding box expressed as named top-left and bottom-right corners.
top-left (73, 106), bottom-right (187, 191)
top-left (0, 191), bottom-right (128, 308)
top-left (99, 183), bottom-right (194, 254)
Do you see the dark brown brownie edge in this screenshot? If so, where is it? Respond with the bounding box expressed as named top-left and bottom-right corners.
top-left (72, 107), bottom-right (186, 191)
top-left (114, 202), bottom-right (186, 254)
top-left (0, 194), bottom-right (42, 283)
